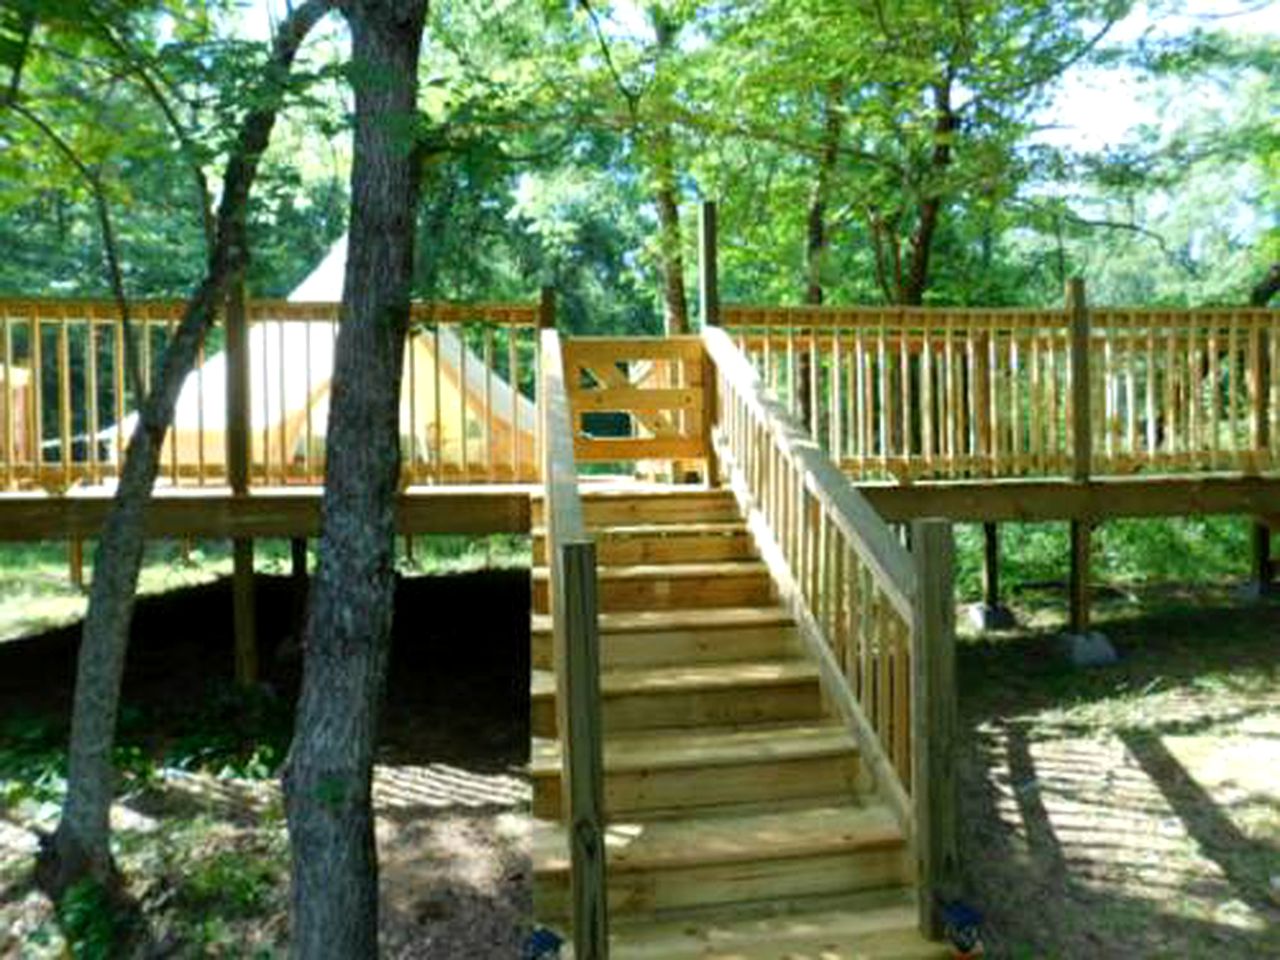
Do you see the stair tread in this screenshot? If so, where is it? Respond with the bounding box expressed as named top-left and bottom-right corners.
top-left (532, 560), bottom-right (768, 582)
top-left (603, 896), bottom-right (946, 959)
top-left (532, 520), bottom-right (749, 537)
top-left (531, 660), bottom-right (818, 699)
top-left (531, 722), bottom-right (857, 775)
top-left (532, 605), bottom-right (794, 636)
top-left (534, 802), bottom-right (902, 874)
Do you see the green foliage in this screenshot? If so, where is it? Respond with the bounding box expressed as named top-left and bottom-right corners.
top-left (179, 848), bottom-right (279, 917)
top-left (55, 879), bottom-right (124, 960)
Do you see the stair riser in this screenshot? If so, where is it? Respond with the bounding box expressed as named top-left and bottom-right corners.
top-left (532, 574), bottom-right (773, 614)
top-left (531, 624), bottom-right (800, 669)
top-left (533, 531), bottom-right (754, 566)
top-left (532, 681), bottom-right (824, 737)
top-left (533, 753), bottom-right (861, 819)
top-left (535, 847), bottom-right (910, 919)
top-left (533, 496), bottom-right (742, 527)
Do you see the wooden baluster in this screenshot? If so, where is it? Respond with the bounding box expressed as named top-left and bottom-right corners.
top-left (1009, 319), bottom-right (1021, 474)
top-left (484, 324), bottom-right (495, 481)
top-left (1163, 314), bottom-right (1177, 463)
top-left (30, 316), bottom-right (42, 483)
top-left (830, 326), bottom-right (843, 464)
top-left (1, 313), bottom-right (13, 489)
top-left (898, 314), bottom-right (911, 476)
top-left (433, 321), bottom-right (443, 481)
top-left (1228, 312), bottom-right (1241, 467)
top-left (1209, 316), bottom-right (1222, 468)
top-left (922, 319), bottom-right (934, 475)
top-left (1144, 315), bottom-right (1157, 464)
top-left (1125, 312), bottom-right (1138, 465)
top-left (57, 317), bottom-right (71, 487)
top-left (878, 318), bottom-right (889, 476)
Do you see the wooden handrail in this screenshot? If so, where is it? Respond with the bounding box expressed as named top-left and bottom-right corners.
top-left (704, 325), bottom-right (958, 935)
top-left (703, 325), bottom-right (916, 618)
top-left (539, 327), bottom-right (608, 959)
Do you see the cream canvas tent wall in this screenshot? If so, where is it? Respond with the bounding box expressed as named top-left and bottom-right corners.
top-left (110, 238), bottom-right (538, 482)
top-left (0, 363), bottom-right (31, 464)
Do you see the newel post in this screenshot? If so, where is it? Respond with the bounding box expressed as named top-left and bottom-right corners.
top-left (911, 519), bottom-right (958, 940)
top-left (699, 201), bottom-right (722, 485)
top-left (554, 539), bottom-right (608, 959)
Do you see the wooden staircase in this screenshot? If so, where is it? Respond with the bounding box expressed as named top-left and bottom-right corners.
top-left (530, 487), bottom-right (948, 958)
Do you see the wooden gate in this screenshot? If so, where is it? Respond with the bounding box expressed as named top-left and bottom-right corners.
top-left (561, 336), bottom-right (712, 468)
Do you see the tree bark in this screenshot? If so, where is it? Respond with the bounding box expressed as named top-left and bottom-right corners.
top-left (35, 0), bottom-right (332, 901)
top-left (799, 82), bottom-right (843, 433)
top-left (282, 2), bottom-right (427, 956)
top-left (650, 12), bottom-right (688, 335)
top-left (902, 78), bottom-right (955, 307)
top-left (1250, 263), bottom-right (1279, 307)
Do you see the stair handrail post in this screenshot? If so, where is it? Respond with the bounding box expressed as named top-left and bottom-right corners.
top-left (540, 325), bottom-right (608, 959)
top-left (1068, 277), bottom-right (1091, 482)
top-left (910, 518), bottom-right (958, 941)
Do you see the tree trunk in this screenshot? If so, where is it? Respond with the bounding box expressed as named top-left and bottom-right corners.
top-left (1251, 262), bottom-right (1279, 306)
top-left (654, 141), bottom-right (688, 335)
top-left (799, 83), bottom-right (843, 433)
top-left (902, 78), bottom-right (955, 307)
top-left (282, 2), bottom-right (427, 956)
top-left (35, 0), bottom-right (332, 901)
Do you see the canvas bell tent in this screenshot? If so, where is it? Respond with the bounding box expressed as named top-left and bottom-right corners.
top-left (107, 238), bottom-right (539, 483)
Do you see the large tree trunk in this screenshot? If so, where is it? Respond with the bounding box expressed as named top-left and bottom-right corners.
top-left (799, 83), bottom-right (843, 433)
top-left (901, 78), bottom-right (955, 306)
top-left (282, 2), bottom-right (427, 956)
top-left (1251, 263), bottom-right (1280, 306)
top-left (35, 0), bottom-right (331, 901)
top-left (650, 12), bottom-right (688, 336)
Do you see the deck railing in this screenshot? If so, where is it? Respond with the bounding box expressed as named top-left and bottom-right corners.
top-left (722, 298), bottom-right (1278, 482)
top-left (703, 325), bottom-right (957, 936)
top-left (539, 327), bottom-right (608, 957)
top-left (0, 298), bottom-right (541, 491)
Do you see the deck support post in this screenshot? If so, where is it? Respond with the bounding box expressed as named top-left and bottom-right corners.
top-left (226, 275), bottom-right (256, 684)
top-left (1245, 521), bottom-right (1275, 599)
top-left (1068, 520), bottom-right (1091, 635)
top-left (68, 537), bottom-right (84, 590)
top-left (232, 537), bottom-right (257, 685)
top-left (911, 519), bottom-right (958, 940)
top-left (1068, 278), bottom-right (1091, 483)
top-left (969, 522), bottom-right (1015, 630)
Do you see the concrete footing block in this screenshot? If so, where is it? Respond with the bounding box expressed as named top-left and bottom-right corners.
top-left (1056, 631), bottom-right (1118, 668)
top-left (967, 603), bottom-right (1018, 632)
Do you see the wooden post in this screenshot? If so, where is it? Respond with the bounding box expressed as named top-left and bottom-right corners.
top-left (1254, 327), bottom-right (1270, 471)
top-left (1069, 520), bottom-right (1092, 634)
top-left (232, 537), bottom-right (257, 685)
top-left (226, 276), bottom-right (256, 684)
top-left (539, 286), bottom-right (557, 331)
top-left (1068, 278), bottom-right (1091, 482)
top-left (982, 522), bottom-right (999, 611)
top-left (702, 346), bottom-right (721, 488)
top-left (911, 519), bottom-right (958, 940)
top-left (1250, 522), bottom-right (1274, 596)
top-left (68, 538), bottom-right (84, 591)
top-left (555, 540), bottom-right (608, 960)
top-left (698, 200), bottom-right (719, 330)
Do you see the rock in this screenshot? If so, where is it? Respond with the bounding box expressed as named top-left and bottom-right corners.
top-left (1056, 631), bottom-right (1118, 668)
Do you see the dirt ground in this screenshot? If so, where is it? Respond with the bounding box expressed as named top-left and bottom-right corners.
top-left (2, 574), bottom-right (1278, 957)
top-left (0, 570), bottom-right (531, 958)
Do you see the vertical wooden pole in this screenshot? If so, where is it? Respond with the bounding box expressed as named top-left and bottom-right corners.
top-left (1251, 522), bottom-right (1273, 595)
top-left (1254, 326), bottom-right (1270, 470)
top-left (68, 538), bottom-right (84, 591)
top-left (232, 538), bottom-right (257, 684)
top-left (1069, 520), bottom-right (1092, 635)
top-left (226, 276), bottom-right (256, 684)
top-left (698, 200), bottom-right (719, 330)
top-left (982, 522), bottom-right (1000, 611)
top-left (911, 519), bottom-right (957, 940)
top-left (539, 286), bottom-right (557, 332)
top-left (1068, 278), bottom-right (1091, 482)
top-left (555, 540), bottom-right (608, 960)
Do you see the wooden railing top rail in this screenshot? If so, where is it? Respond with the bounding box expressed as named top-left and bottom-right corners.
top-left (723, 303), bottom-right (1277, 329)
top-left (0, 298), bottom-right (541, 325)
top-left (703, 325), bottom-right (916, 620)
